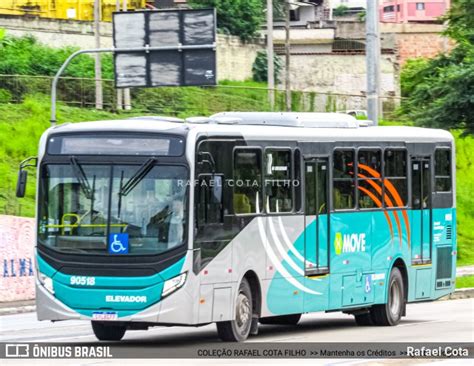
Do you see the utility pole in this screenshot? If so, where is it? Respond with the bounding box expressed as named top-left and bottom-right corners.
top-left (267, 0), bottom-right (275, 110)
top-left (284, 0), bottom-right (291, 112)
top-left (94, 0), bottom-right (103, 110)
top-left (366, 0), bottom-right (381, 124)
top-left (122, 0), bottom-right (132, 110)
top-left (116, 0), bottom-right (123, 110)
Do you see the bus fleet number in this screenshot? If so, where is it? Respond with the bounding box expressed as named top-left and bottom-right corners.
top-left (70, 276), bottom-right (96, 286)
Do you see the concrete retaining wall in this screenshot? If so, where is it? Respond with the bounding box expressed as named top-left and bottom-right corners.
top-left (288, 53), bottom-right (399, 102)
top-left (0, 215), bottom-right (35, 302)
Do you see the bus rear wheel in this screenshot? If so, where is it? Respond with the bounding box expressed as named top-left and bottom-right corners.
top-left (216, 278), bottom-right (253, 342)
top-left (371, 267), bottom-right (404, 326)
top-left (259, 314), bottom-right (302, 325)
top-left (91, 321), bottom-right (127, 341)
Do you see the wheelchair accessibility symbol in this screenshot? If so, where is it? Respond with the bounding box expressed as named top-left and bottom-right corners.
top-left (365, 275), bottom-right (372, 293)
top-left (109, 233), bottom-right (129, 254)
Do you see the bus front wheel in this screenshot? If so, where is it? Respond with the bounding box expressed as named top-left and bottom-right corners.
top-left (216, 278), bottom-right (253, 342)
top-left (91, 321), bottom-right (127, 341)
top-left (371, 267), bottom-right (404, 326)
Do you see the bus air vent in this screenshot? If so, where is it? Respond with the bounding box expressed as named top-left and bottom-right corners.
top-left (446, 225), bottom-right (452, 240)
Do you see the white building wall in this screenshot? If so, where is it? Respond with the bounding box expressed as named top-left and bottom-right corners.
top-left (331, 0), bottom-right (367, 8)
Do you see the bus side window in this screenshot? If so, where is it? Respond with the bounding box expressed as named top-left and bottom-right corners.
top-left (357, 149), bottom-right (382, 209)
top-left (265, 149), bottom-right (293, 213)
top-left (434, 149), bottom-right (451, 192)
top-left (197, 174), bottom-right (224, 225)
top-left (384, 149), bottom-right (408, 207)
top-left (333, 149), bottom-right (355, 210)
top-left (233, 149), bottom-right (263, 214)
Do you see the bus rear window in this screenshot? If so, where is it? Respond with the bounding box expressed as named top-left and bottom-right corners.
top-left (47, 135), bottom-right (184, 156)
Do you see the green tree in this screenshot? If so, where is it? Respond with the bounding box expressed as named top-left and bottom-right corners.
top-left (400, 0), bottom-right (474, 133)
top-left (443, 0), bottom-right (474, 44)
top-left (188, 0), bottom-right (264, 41)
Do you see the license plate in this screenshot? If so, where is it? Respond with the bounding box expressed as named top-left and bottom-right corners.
top-left (92, 311), bottom-right (118, 321)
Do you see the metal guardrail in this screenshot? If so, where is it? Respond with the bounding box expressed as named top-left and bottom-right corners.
top-left (0, 73), bottom-right (403, 117)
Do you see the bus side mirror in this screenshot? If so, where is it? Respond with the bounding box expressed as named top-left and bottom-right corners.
top-left (16, 156), bottom-right (38, 198)
top-left (16, 170), bottom-right (27, 198)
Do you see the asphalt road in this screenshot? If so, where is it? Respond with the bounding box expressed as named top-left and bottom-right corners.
top-left (1, 298), bottom-right (473, 344)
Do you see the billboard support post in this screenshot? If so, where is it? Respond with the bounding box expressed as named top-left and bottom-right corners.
top-left (50, 43), bottom-right (216, 126)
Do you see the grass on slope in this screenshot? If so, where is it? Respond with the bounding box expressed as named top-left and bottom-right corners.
top-left (453, 131), bottom-right (474, 266)
top-left (455, 275), bottom-right (474, 289)
top-left (0, 95), bottom-right (143, 217)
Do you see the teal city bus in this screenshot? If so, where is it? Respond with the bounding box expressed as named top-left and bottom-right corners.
top-left (17, 112), bottom-right (456, 342)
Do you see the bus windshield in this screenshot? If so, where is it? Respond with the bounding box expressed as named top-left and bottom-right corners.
top-left (38, 163), bottom-right (188, 255)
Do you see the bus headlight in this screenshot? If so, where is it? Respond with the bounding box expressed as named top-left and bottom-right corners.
top-left (162, 272), bottom-right (187, 298)
top-left (38, 272), bottom-right (55, 295)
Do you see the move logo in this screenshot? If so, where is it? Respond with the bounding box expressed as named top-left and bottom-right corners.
top-left (105, 295), bottom-right (147, 303)
top-left (334, 232), bottom-right (367, 255)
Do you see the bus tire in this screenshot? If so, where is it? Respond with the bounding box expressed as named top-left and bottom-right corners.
top-left (216, 278), bottom-right (253, 342)
top-left (91, 321), bottom-right (127, 341)
top-left (354, 312), bottom-right (374, 326)
top-left (259, 314), bottom-right (302, 325)
top-left (371, 267), bottom-right (404, 326)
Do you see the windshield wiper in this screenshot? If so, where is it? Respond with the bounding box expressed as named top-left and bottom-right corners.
top-left (70, 157), bottom-right (93, 200)
top-left (119, 158), bottom-right (156, 197)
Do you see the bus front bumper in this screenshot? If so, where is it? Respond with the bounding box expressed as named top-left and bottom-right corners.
top-left (35, 279), bottom-right (196, 324)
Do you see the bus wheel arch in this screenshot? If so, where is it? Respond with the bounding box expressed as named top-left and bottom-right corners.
top-left (371, 265), bottom-right (405, 326)
top-left (242, 270), bottom-right (262, 321)
top-left (392, 258), bottom-right (408, 316)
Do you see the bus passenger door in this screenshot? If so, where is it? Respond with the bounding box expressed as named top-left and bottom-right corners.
top-left (411, 158), bottom-right (432, 264)
top-left (304, 158), bottom-right (329, 275)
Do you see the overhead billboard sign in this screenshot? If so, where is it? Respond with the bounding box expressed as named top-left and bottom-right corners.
top-left (113, 8), bottom-right (217, 88)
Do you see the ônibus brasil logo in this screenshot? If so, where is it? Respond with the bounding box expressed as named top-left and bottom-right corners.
top-left (334, 232), bottom-right (367, 255)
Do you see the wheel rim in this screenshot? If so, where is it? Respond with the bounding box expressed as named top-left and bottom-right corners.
top-left (389, 280), bottom-right (401, 317)
top-left (235, 292), bottom-right (251, 335)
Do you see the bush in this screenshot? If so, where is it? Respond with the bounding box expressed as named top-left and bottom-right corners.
top-left (0, 34), bottom-right (113, 78)
top-left (252, 51), bottom-right (283, 83)
top-left (0, 88), bottom-right (11, 103)
top-left (333, 5), bottom-right (349, 17)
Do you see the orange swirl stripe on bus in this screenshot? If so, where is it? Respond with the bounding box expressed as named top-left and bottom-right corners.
top-left (357, 164), bottom-right (409, 248)
top-left (357, 185), bottom-right (394, 243)
top-left (383, 179), bottom-right (411, 248)
top-left (357, 174), bottom-right (397, 244)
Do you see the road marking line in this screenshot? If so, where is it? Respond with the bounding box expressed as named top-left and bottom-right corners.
top-left (398, 319), bottom-right (447, 327)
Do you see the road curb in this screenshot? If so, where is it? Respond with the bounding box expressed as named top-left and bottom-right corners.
top-left (442, 287), bottom-right (474, 300)
top-left (0, 304), bottom-right (36, 316)
top-left (1, 288), bottom-right (473, 316)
